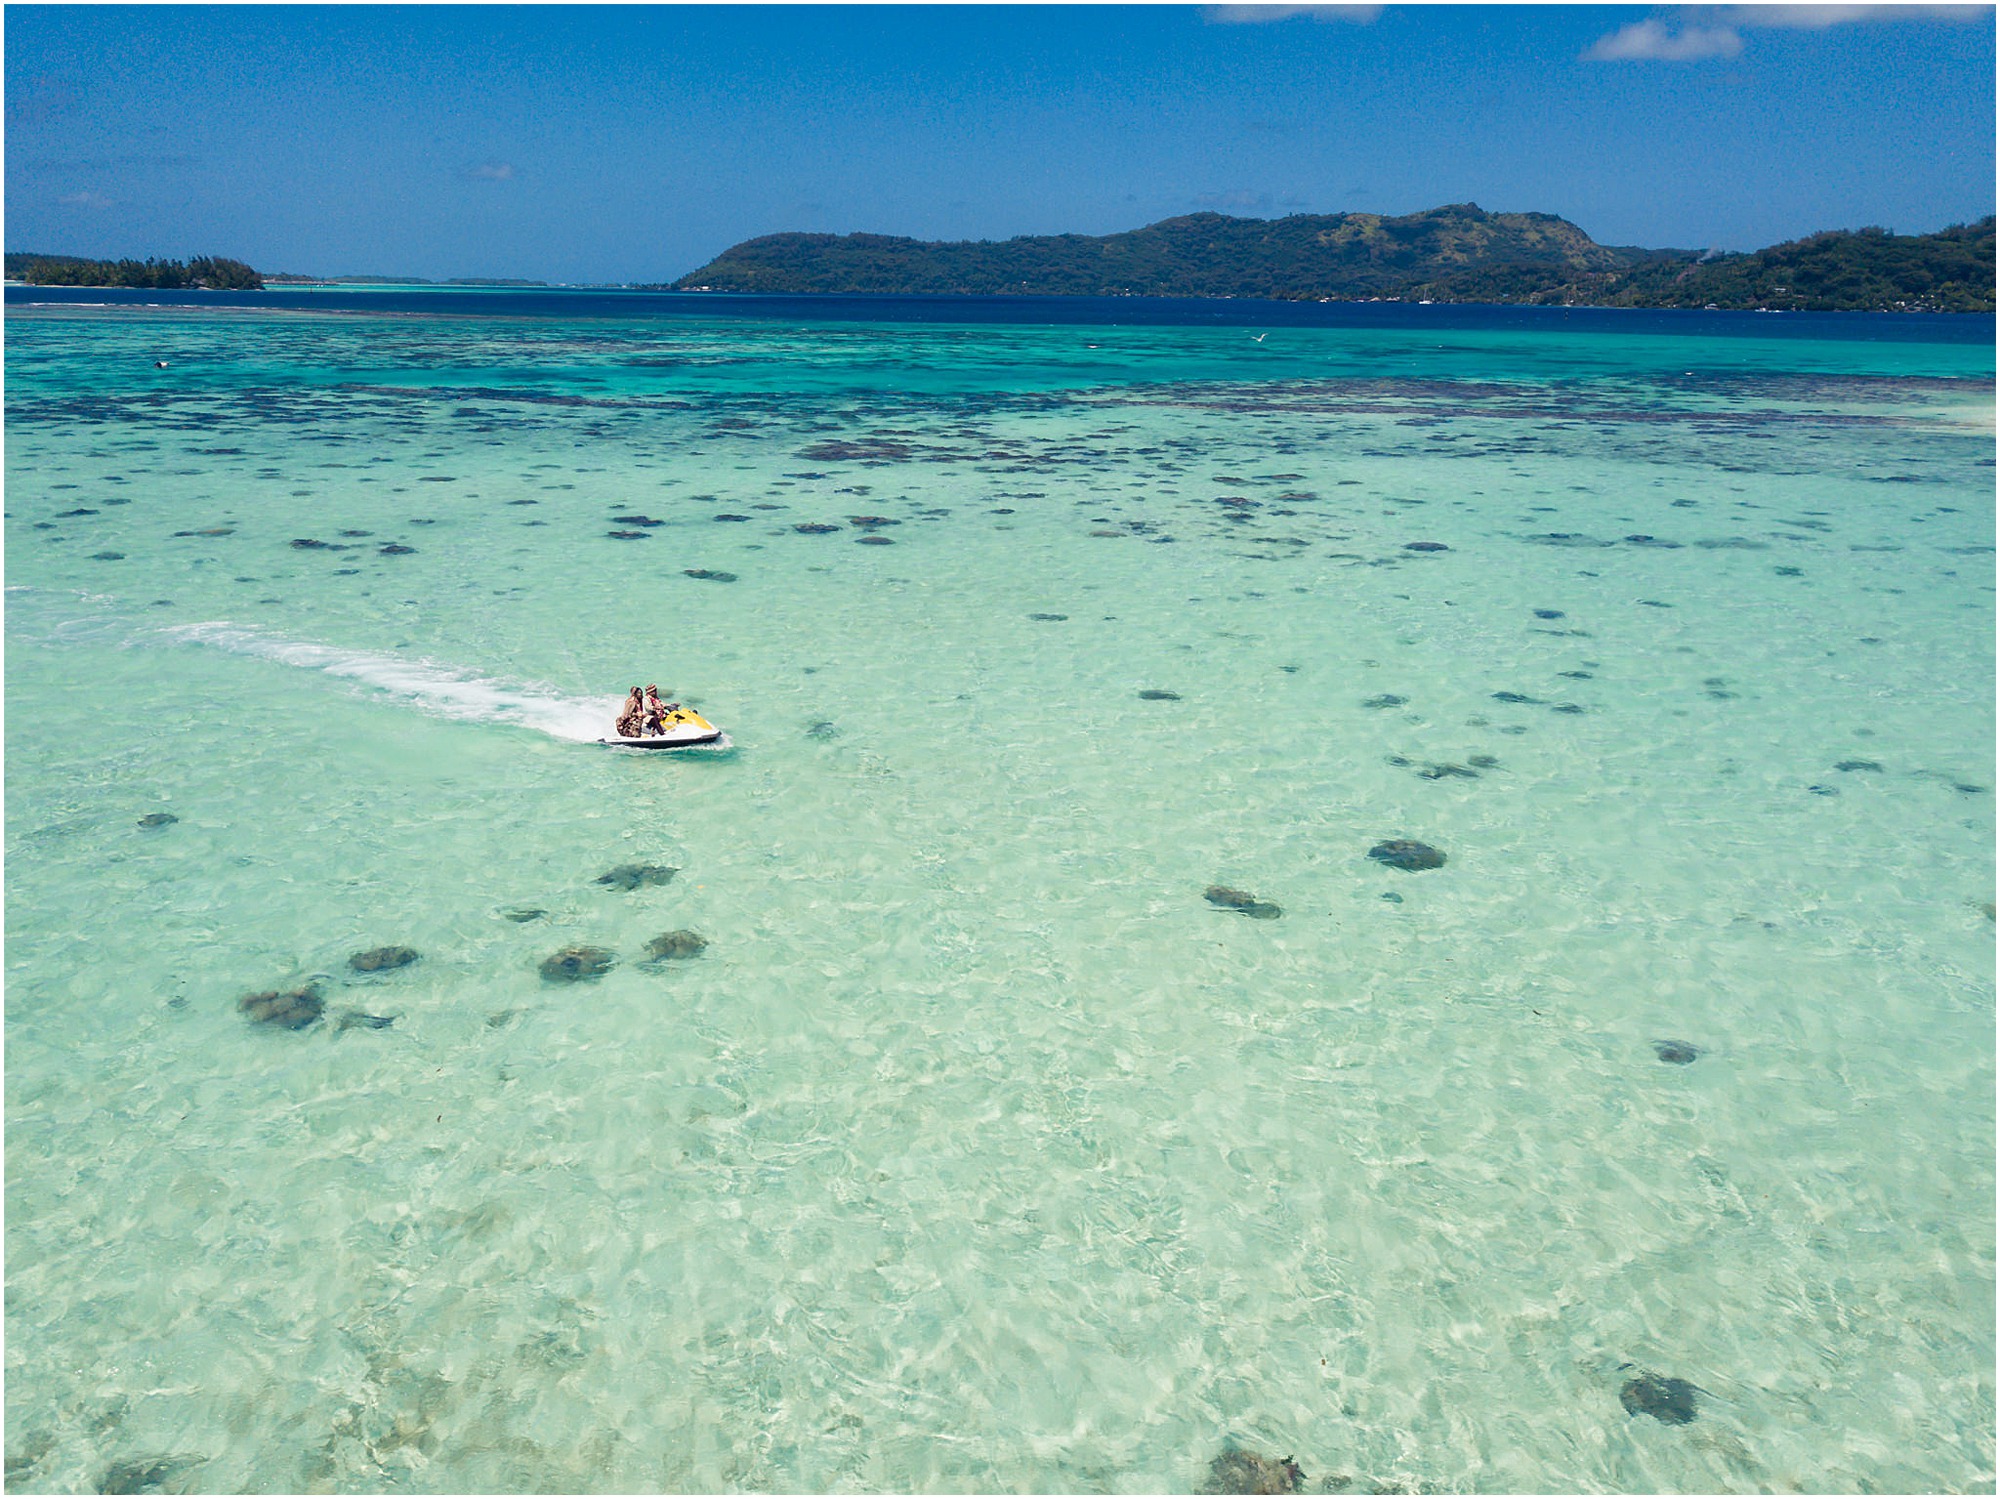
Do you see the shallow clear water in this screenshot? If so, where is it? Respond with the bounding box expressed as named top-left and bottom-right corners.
top-left (5, 298), bottom-right (1994, 1494)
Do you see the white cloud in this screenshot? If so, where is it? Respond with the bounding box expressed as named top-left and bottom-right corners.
top-left (1204, 5), bottom-right (1384, 23)
top-left (1584, 2), bottom-right (1990, 61)
top-left (467, 161), bottom-right (516, 181)
top-left (1715, 4), bottom-right (1991, 27)
top-left (1584, 19), bottom-right (1744, 59)
top-left (58, 190), bottom-right (112, 209)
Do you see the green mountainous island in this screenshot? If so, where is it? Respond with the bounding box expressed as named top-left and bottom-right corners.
top-left (10, 206), bottom-right (1992, 311)
top-left (670, 204), bottom-right (1995, 313)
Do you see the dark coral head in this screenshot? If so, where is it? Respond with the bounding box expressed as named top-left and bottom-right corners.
top-left (1368, 839), bottom-right (1446, 871)
top-left (1620, 1373), bottom-right (1699, 1424)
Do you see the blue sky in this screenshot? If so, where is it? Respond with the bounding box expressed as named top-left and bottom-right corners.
top-left (7, 4), bottom-right (1993, 282)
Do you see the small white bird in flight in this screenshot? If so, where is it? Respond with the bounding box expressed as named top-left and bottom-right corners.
top-left (1252, 332), bottom-right (1268, 343)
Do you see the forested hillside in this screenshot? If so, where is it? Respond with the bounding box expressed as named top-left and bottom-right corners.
top-left (5, 253), bottom-right (263, 289)
top-left (670, 207), bottom-right (1995, 312)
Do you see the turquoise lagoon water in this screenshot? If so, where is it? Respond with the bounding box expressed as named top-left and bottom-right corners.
top-left (4, 296), bottom-right (1994, 1493)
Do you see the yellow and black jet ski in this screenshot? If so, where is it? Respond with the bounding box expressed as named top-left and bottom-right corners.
top-left (600, 702), bottom-right (723, 749)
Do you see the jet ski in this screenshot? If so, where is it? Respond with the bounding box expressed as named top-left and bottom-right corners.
top-left (599, 703), bottom-right (724, 749)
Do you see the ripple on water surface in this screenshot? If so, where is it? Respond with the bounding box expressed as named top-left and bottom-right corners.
top-left (4, 303), bottom-right (1993, 1493)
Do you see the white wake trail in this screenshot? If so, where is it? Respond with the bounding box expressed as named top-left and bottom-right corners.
top-left (160, 622), bottom-right (620, 742)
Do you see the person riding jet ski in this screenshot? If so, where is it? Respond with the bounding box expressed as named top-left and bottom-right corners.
top-left (614, 687), bottom-right (646, 738)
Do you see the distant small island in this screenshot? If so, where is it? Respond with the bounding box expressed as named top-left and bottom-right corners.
top-left (5, 252), bottom-right (263, 290)
top-left (666, 204), bottom-right (1996, 313)
top-left (3, 256), bottom-right (552, 291)
top-left (263, 274), bottom-right (551, 287)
